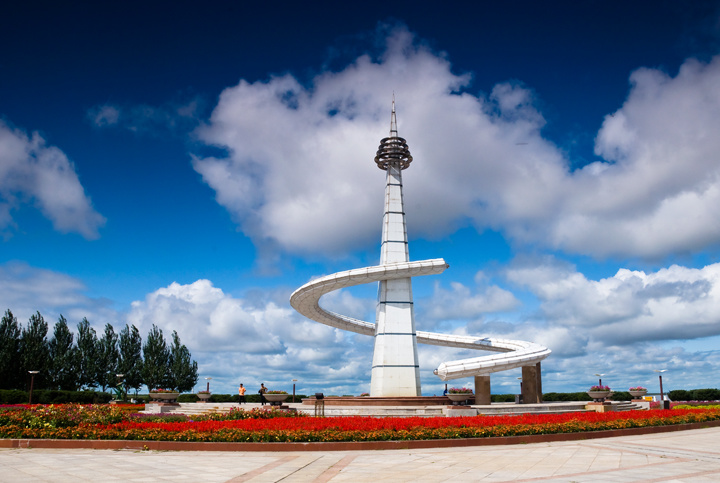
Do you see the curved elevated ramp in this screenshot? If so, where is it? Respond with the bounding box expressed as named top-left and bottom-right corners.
top-left (290, 258), bottom-right (550, 381)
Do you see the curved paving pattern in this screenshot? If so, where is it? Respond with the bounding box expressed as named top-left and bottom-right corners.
top-left (290, 259), bottom-right (551, 381)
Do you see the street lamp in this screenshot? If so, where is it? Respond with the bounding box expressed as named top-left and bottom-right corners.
top-left (517, 377), bottom-right (523, 403)
top-left (205, 377), bottom-right (212, 393)
top-left (116, 374), bottom-right (125, 401)
top-left (654, 370), bottom-right (667, 408)
top-left (28, 371), bottom-right (39, 404)
top-left (594, 373), bottom-right (606, 387)
top-left (292, 379), bottom-right (298, 403)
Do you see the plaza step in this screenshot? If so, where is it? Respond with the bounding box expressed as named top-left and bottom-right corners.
top-left (611, 401), bottom-right (645, 411)
top-left (142, 400), bottom-right (647, 418)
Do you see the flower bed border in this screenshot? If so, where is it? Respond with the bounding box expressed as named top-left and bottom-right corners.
top-left (2, 419), bottom-right (719, 452)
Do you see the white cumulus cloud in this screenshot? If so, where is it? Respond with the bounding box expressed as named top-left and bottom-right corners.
top-left (506, 258), bottom-right (720, 346)
top-left (193, 26), bottom-right (720, 260)
top-left (126, 279), bottom-right (375, 393)
top-left (0, 120), bottom-right (105, 239)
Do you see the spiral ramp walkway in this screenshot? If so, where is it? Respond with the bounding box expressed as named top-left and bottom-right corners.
top-left (290, 258), bottom-right (551, 381)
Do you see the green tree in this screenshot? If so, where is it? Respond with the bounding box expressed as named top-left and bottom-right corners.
top-left (97, 323), bottom-right (120, 392)
top-left (168, 330), bottom-right (198, 392)
top-left (48, 315), bottom-right (78, 390)
top-left (118, 324), bottom-right (143, 395)
top-left (76, 318), bottom-right (99, 389)
top-left (19, 311), bottom-right (50, 389)
top-left (141, 324), bottom-right (170, 391)
top-left (0, 309), bottom-right (22, 389)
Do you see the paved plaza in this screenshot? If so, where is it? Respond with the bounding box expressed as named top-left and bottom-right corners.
top-left (1, 426), bottom-right (719, 482)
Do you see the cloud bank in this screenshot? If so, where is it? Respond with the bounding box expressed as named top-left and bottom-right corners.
top-left (506, 258), bottom-right (720, 347)
top-left (0, 120), bottom-right (105, 239)
top-left (126, 279), bottom-right (374, 393)
top-left (193, 26), bottom-right (720, 260)
top-left (3, 260), bottom-right (719, 393)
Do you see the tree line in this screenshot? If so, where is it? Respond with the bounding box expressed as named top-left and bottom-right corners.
top-left (0, 309), bottom-right (198, 394)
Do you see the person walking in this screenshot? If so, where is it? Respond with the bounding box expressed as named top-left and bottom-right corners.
top-left (259, 383), bottom-right (267, 405)
top-left (238, 383), bottom-right (246, 404)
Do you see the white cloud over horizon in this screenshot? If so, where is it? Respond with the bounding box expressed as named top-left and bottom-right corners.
top-left (505, 257), bottom-right (720, 347)
top-left (3, 259), bottom-right (720, 393)
top-left (0, 120), bottom-right (105, 239)
top-left (192, 26), bottom-right (720, 261)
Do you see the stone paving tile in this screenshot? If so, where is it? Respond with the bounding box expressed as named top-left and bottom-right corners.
top-left (2, 427), bottom-right (720, 482)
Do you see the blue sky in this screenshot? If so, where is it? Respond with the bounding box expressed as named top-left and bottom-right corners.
top-left (2, 1), bottom-right (720, 396)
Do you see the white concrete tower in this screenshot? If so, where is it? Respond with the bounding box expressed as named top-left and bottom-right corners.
top-left (370, 99), bottom-right (421, 397)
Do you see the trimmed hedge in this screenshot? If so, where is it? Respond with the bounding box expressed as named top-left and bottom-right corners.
top-left (669, 388), bottom-right (720, 401)
top-left (176, 394), bottom-right (310, 403)
top-left (0, 389), bottom-right (112, 404)
top-left (541, 392), bottom-right (593, 402)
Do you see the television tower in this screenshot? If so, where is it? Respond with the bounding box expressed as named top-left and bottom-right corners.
top-left (369, 98), bottom-right (421, 396)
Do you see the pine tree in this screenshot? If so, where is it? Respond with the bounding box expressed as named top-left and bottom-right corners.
top-left (97, 323), bottom-right (120, 392)
top-left (19, 311), bottom-right (50, 389)
top-left (118, 324), bottom-right (143, 395)
top-left (141, 325), bottom-right (170, 391)
top-left (0, 309), bottom-right (22, 389)
top-left (48, 315), bottom-right (78, 390)
top-left (168, 330), bottom-right (198, 392)
top-left (76, 318), bottom-right (99, 389)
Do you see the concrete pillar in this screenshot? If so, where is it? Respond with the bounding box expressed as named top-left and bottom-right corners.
top-left (521, 362), bottom-right (543, 404)
top-left (474, 375), bottom-right (491, 405)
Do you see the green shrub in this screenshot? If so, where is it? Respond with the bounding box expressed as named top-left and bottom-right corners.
top-left (668, 389), bottom-right (691, 401)
top-left (691, 388), bottom-right (720, 400)
top-left (542, 392), bottom-right (592, 402)
top-left (610, 391), bottom-right (632, 401)
top-left (0, 389), bottom-right (112, 404)
top-left (0, 389), bottom-right (28, 404)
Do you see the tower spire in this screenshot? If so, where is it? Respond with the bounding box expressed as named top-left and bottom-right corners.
top-left (390, 93), bottom-right (398, 137)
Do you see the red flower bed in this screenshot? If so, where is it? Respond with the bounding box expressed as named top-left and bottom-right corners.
top-left (1, 405), bottom-right (719, 443)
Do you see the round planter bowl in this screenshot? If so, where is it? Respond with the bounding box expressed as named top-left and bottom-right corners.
top-left (629, 390), bottom-right (647, 398)
top-left (447, 393), bottom-right (473, 404)
top-left (150, 392), bottom-right (179, 402)
top-left (587, 391), bottom-right (610, 401)
top-left (264, 393), bottom-right (288, 403)
top-left (197, 393), bottom-right (211, 401)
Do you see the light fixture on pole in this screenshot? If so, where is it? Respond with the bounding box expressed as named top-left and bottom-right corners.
top-left (116, 374), bottom-right (125, 401)
top-left (205, 377), bottom-right (212, 392)
top-left (594, 373), bottom-right (606, 387)
top-left (292, 379), bottom-right (298, 403)
top-left (517, 377), bottom-right (523, 404)
top-left (654, 370), bottom-right (667, 408)
top-left (28, 371), bottom-right (39, 404)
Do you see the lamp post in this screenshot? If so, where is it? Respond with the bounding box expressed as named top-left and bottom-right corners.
top-left (205, 377), bottom-right (212, 393)
top-left (594, 373), bottom-right (606, 387)
top-left (654, 370), bottom-right (667, 408)
top-left (517, 377), bottom-right (523, 403)
top-left (292, 379), bottom-right (297, 403)
top-left (116, 374), bottom-right (125, 401)
top-left (28, 371), bottom-right (39, 404)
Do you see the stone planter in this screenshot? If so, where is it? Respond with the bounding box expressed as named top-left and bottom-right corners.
top-left (149, 392), bottom-right (180, 403)
top-left (629, 390), bottom-right (647, 398)
top-left (197, 393), bottom-right (211, 401)
top-left (447, 393), bottom-right (472, 405)
top-left (587, 390), bottom-right (610, 402)
top-left (264, 393), bottom-right (288, 406)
